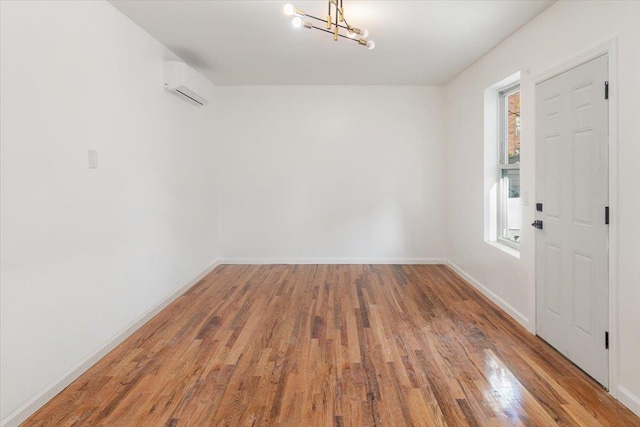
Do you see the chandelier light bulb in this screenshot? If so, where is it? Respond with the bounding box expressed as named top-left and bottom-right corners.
top-left (348, 29), bottom-right (357, 38)
top-left (361, 29), bottom-right (369, 38)
top-left (284, 4), bottom-right (295, 16)
top-left (284, 4), bottom-right (305, 17)
top-left (292, 16), bottom-right (303, 28)
top-left (366, 40), bottom-right (375, 50)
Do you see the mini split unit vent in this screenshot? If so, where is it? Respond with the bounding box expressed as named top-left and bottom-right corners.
top-left (163, 61), bottom-right (213, 106)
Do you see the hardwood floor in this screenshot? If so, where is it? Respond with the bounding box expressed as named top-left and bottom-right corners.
top-left (23, 265), bottom-right (639, 426)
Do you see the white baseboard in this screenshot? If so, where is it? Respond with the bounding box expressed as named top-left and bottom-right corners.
top-left (445, 260), bottom-right (532, 331)
top-left (219, 257), bottom-right (447, 265)
top-left (618, 386), bottom-right (640, 417)
top-left (0, 259), bottom-right (221, 427)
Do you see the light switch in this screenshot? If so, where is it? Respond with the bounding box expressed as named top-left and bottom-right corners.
top-left (88, 149), bottom-right (98, 169)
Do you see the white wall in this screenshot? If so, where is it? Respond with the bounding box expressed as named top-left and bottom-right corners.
top-left (214, 86), bottom-right (447, 263)
top-left (444, 0), bottom-right (640, 415)
top-left (3, 0), bottom-right (638, 422)
top-left (0, 1), bottom-right (219, 421)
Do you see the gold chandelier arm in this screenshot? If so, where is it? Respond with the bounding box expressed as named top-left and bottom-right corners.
top-left (334, 0), bottom-right (339, 40)
top-left (305, 13), bottom-right (352, 32)
top-left (310, 25), bottom-right (360, 42)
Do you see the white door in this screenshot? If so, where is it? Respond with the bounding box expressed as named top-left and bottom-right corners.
top-left (535, 54), bottom-right (609, 387)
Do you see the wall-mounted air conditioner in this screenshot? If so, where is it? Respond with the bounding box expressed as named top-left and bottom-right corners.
top-left (163, 61), bottom-right (213, 106)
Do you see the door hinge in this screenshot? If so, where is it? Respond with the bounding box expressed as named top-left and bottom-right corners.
top-left (605, 206), bottom-right (609, 225)
top-left (605, 331), bottom-right (609, 349)
top-left (605, 81), bottom-right (609, 100)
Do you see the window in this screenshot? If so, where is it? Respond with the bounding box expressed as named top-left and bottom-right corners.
top-left (498, 84), bottom-right (521, 247)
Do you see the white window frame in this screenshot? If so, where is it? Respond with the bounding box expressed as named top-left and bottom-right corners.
top-left (497, 83), bottom-right (520, 250)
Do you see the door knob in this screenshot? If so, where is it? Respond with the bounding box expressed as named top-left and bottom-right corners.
top-left (531, 220), bottom-right (543, 230)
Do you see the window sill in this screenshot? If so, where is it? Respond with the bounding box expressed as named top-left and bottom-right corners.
top-left (486, 240), bottom-right (521, 259)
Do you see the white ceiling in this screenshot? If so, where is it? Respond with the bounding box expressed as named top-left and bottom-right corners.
top-left (110, 0), bottom-right (555, 85)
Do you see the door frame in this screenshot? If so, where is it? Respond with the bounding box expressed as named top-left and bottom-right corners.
top-left (531, 37), bottom-right (619, 395)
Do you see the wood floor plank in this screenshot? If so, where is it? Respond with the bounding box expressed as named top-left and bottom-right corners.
top-left (22, 265), bottom-right (640, 426)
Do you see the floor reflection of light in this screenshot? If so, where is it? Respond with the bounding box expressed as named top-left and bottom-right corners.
top-left (482, 352), bottom-right (522, 415)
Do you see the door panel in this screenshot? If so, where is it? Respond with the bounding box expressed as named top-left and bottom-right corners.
top-left (535, 54), bottom-right (609, 387)
top-left (544, 243), bottom-right (561, 317)
top-left (573, 129), bottom-right (594, 226)
top-left (545, 134), bottom-right (561, 219)
top-left (573, 252), bottom-right (594, 336)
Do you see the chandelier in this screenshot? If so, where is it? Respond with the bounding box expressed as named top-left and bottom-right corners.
top-left (283, 1), bottom-right (375, 50)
